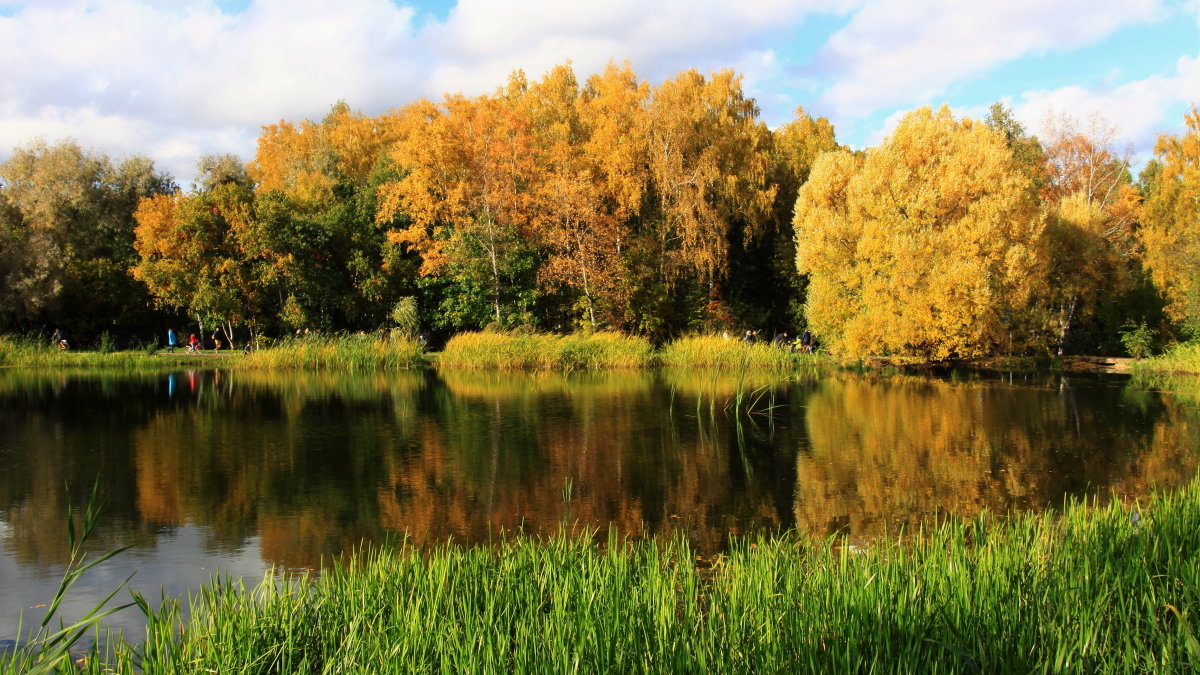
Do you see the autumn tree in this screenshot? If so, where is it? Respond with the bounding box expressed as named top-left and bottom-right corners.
top-left (522, 62), bottom-right (643, 330)
top-left (726, 106), bottom-right (840, 332)
top-left (568, 62), bottom-right (652, 330)
top-left (378, 85), bottom-right (540, 328)
top-left (248, 102), bottom-right (402, 330)
top-left (794, 106), bottom-right (1045, 360)
top-left (132, 154), bottom-right (256, 341)
top-left (1140, 106), bottom-right (1200, 335)
top-left (638, 70), bottom-right (775, 335)
top-left (0, 139), bottom-right (174, 335)
top-left (1036, 111), bottom-right (1146, 353)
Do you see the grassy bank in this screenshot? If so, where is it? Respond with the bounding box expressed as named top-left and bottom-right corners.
top-left (0, 335), bottom-right (229, 370)
top-left (0, 334), bottom-right (423, 371)
top-left (1133, 341), bottom-right (1200, 375)
top-left (438, 330), bottom-right (654, 369)
top-left (9, 482), bottom-right (1200, 673)
top-left (659, 334), bottom-right (823, 369)
top-left (238, 333), bottom-right (426, 370)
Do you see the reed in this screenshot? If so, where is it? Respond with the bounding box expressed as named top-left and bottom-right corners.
top-left (237, 333), bottom-right (425, 371)
top-left (1132, 340), bottom-right (1200, 375)
top-left (438, 330), bottom-right (653, 370)
top-left (659, 334), bottom-right (824, 370)
top-left (24, 480), bottom-right (1198, 674)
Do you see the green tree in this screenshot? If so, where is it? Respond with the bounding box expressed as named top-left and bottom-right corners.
top-left (0, 139), bottom-right (174, 336)
top-left (131, 156), bottom-right (256, 342)
top-left (247, 103), bottom-right (403, 331)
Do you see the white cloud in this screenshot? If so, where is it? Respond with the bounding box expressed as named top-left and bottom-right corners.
top-left (0, 0), bottom-right (1192, 185)
top-left (817, 0), bottom-right (1163, 118)
top-left (420, 0), bottom-right (855, 95)
top-left (1, 0), bottom-right (857, 181)
top-left (1012, 52), bottom-right (1200, 161)
top-left (0, 0), bottom-right (424, 182)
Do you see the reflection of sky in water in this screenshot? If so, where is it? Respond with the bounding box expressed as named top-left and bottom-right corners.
top-left (0, 525), bottom-right (267, 643)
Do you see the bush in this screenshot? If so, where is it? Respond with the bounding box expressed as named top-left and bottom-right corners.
top-left (1119, 321), bottom-right (1154, 359)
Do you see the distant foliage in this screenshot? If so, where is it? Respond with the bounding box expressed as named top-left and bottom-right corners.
top-left (3, 68), bottom-right (1199, 359)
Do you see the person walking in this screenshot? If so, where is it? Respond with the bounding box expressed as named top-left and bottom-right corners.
top-left (801, 329), bottom-right (813, 353)
top-left (166, 328), bottom-right (178, 353)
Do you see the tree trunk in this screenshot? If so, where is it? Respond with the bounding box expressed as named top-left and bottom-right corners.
top-left (1056, 296), bottom-right (1078, 356)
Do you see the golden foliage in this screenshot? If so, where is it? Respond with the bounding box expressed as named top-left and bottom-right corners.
top-left (794, 106), bottom-right (1045, 360)
top-left (645, 69), bottom-right (776, 283)
top-left (250, 102), bottom-right (388, 206)
top-left (1140, 106), bottom-right (1200, 325)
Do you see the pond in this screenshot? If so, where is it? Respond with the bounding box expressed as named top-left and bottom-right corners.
top-left (1, 367), bottom-right (1198, 643)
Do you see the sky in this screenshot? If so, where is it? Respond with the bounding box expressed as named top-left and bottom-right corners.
top-left (1, 0), bottom-right (1197, 185)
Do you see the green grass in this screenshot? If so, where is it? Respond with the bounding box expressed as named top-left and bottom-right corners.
top-left (1133, 341), bottom-right (1200, 375)
top-left (9, 481), bottom-right (1200, 673)
top-left (659, 334), bottom-right (826, 370)
top-left (0, 335), bottom-right (227, 370)
top-left (438, 330), bottom-right (654, 369)
top-left (237, 333), bottom-right (426, 371)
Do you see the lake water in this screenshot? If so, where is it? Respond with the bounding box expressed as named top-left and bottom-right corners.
top-left (1, 367), bottom-right (1198, 643)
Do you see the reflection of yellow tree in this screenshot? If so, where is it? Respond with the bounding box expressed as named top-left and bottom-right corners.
top-left (375, 370), bottom-right (791, 553)
top-left (795, 375), bottom-right (1200, 536)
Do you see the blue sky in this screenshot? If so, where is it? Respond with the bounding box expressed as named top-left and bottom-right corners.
top-left (1, 0), bottom-right (1196, 184)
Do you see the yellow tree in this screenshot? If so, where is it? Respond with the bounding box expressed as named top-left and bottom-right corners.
top-left (643, 69), bottom-right (776, 289)
top-left (794, 106), bottom-right (1045, 360)
top-left (522, 62), bottom-right (645, 329)
top-left (131, 181), bottom-right (255, 340)
top-left (574, 62), bottom-right (651, 329)
top-left (1041, 193), bottom-right (1129, 352)
top-left (1140, 106), bottom-right (1200, 332)
top-left (378, 86), bottom-right (539, 326)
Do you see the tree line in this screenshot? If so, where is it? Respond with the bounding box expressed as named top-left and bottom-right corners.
top-left (1, 61), bottom-right (1197, 358)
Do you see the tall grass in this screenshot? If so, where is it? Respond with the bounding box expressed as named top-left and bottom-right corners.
top-left (659, 334), bottom-right (824, 369)
top-left (1133, 340), bottom-right (1200, 375)
top-left (0, 481), bottom-right (133, 675)
top-left (17, 480), bottom-right (1198, 673)
top-left (238, 333), bottom-right (425, 371)
top-left (439, 330), bottom-right (653, 369)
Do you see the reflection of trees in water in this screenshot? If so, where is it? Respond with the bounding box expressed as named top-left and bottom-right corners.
top-left (0, 374), bottom-right (162, 571)
top-left (5, 369), bottom-right (1198, 570)
top-left (376, 370), bottom-right (798, 554)
top-left (794, 374), bottom-right (1200, 537)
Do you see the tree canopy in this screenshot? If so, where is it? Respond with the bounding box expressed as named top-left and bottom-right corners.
top-left (3, 64), bottom-right (1198, 359)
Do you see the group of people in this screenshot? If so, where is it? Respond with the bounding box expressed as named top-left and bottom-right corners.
top-left (738, 328), bottom-right (816, 353)
top-left (166, 329), bottom-right (234, 354)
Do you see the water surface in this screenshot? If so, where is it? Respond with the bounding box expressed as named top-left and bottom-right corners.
top-left (1, 367), bottom-right (1197, 642)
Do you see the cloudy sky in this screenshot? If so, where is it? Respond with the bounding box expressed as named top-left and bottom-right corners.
top-left (1, 0), bottom-right (1197, 185)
